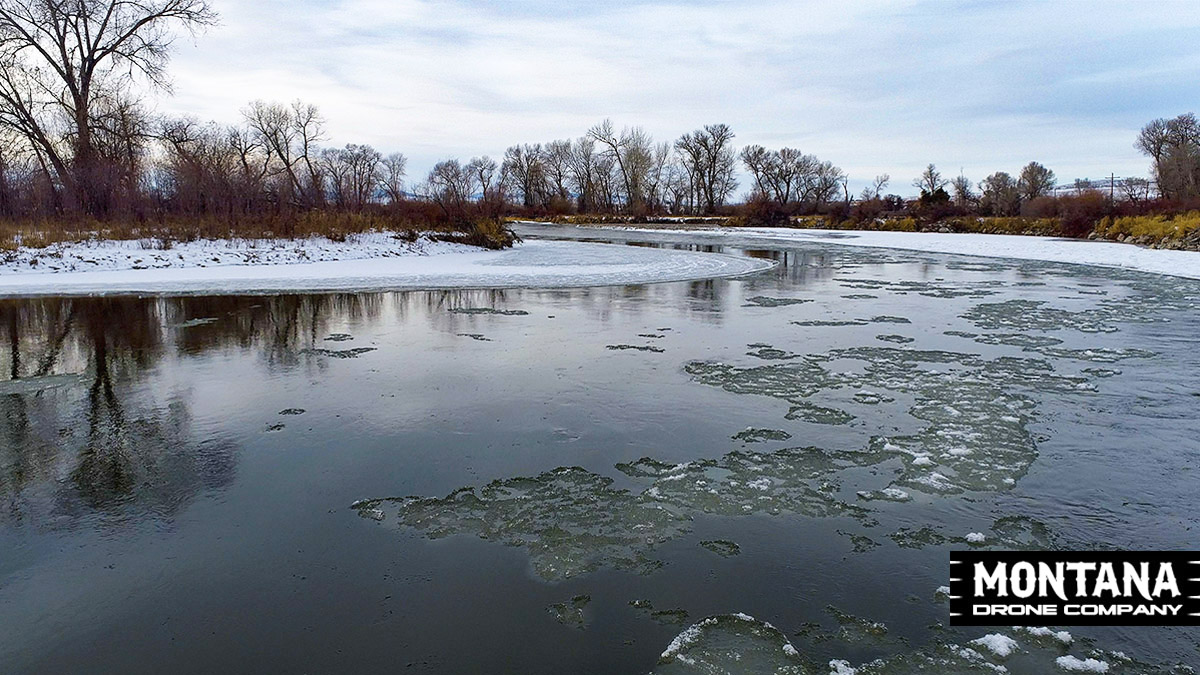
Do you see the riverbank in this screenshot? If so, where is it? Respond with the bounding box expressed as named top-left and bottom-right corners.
top-left (517, 222), bottom-right (1200, 280)
top-left (0, 238), bottom-right (773, 297)
top-left (517, 213), bottom-right (1200, 252)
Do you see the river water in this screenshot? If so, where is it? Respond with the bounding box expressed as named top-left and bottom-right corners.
top-left (1, 227), bottom-right (1198, 673)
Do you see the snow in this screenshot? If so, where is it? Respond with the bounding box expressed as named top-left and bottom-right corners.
top-left (829, 660), bottom-right (858, 674)
top-left (574, 224), bottom-right (1200, 280)
top-left (0, 237), bottom-right (774, 297)
top-left (1016, 626), bottom-right (1073, 644)
top-left (971, 633), bottom-right (1019, 658)
top-left (966, 532), bottom-right (988, 543)
top-left (1056, 655), bottom-right (1110, 672)
top-left (0, 231), bottom-right (463, 274)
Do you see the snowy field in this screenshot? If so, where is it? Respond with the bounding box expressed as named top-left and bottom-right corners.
top-left (559, 224), bottom-right (1200, 280)
top-left (0, 237), bottom-right (774, 297)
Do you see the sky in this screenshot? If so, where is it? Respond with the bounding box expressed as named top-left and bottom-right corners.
top-left (158, 0), bottom-right (1200, 196)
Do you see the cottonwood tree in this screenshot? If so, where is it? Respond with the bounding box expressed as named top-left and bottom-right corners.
top-left (0, 0), bottom-right (217, 215)
top-left (1136, 113), bottom-right (1200, 199)
top-left (912, 164), bottom-right (948, 195)
top-left (980, 171), bottom-right (1020, 216)
top-left (501, 143), bottom-right (546, 208)
top-left (950, 174), bottom-right (974, 207)
top-left (811, 161), bottom-right (846, 209)
top-left (380, 153), bottom-right (408, 204)
top-left (587, 119), bottom-right (659, 210)
top-left (860, 174), bottom-right (890, 201)
top-left (424, 159), bottom-right (476, 223)
top-left (321, 143), bottom-right (382, 210)
top-left (244, 100), bottom-right (327, 208)
top-left (541, 140), bottom-right (572, 203)
top-left (465, 155), bottom-right (500, 204)
top-left (565, 137), bottom-right (596, 212)
top-left (675, 124), bottom-right (737, 214)
top-left (1017, 161), bottom-right (1056, 201)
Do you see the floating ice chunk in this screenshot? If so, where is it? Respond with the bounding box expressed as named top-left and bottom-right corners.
top-left (655, 614), bottom-right (806, 673)
top-left (1056, 655), bottom-right (1109, 672)
top-left (1015, 626), bottom-right (1073, 644)
top-left (856, 488), bottom-right (912, 503)
top-left (829, 660), bottom-right (858, 675)
top-left (971, 633), bottom-right (1019, 658)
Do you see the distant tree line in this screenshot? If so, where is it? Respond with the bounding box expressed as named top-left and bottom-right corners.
top-left (0, 1), bottom-right (1196, 244)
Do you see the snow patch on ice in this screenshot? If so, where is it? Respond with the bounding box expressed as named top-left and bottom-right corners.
top-left (1056, 655), bottom-right (1109, 672)
top-left (971, 633), bottom-right (1019, 658)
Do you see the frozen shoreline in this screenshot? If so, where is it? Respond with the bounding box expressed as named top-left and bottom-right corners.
top-left (538, 223), bottom-right (1200, 280)
top-left (0, 238), bottom-right (774, 297)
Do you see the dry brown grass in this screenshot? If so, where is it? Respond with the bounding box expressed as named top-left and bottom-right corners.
top-left (0, 209), bottom-right (517, 252)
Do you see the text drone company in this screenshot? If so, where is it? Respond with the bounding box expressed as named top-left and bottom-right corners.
top-left (950, 551), bottom-right (1200, 627)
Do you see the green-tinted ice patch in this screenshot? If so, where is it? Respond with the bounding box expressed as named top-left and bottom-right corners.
top-left (356, 446), bottom-right (875, 581)
top-left (352, 466), bottom-right (691, 581)
top-left (653, 614), bottom-right (807, 675)
top-left (786, 402), bottom-right (856, 426)
top-left (548, 594), bottom-right (591, 629)
top-left (745, 296), bottom-right (814, 307)
top-left (733, 428), bottom-right (793, 443)
top-left (962, 300), bottom-right (1118, 334)
top-left (607, 344), bottom-right (666, 353)
top-left (301, 347), bottom-right (377, 359)
top-left (889, 515), bottom-right (1062, 551)
top-left (631, 599), bottom-right (691, 625)
top-left (687, 347), bottom-right (1097, 496)
top-left (793, 320), bottom-right (869, 327)
top-left (700, 539), bottom-right (741, 557)
top-left (448, 307), bottom-right (529, 316)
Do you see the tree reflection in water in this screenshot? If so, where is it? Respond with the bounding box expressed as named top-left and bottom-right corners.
top-left (0, 297), bottom-right (237, 526)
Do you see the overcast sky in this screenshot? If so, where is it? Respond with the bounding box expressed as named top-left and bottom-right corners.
top-left (160, 0), bottom-right (1200, 194)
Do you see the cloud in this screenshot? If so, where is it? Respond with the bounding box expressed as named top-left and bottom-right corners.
top-left (157, 0), bottom-right (1200, 193)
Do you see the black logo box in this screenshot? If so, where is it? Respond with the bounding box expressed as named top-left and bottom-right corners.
top-left (950, 551), bottom-right (1200, 626)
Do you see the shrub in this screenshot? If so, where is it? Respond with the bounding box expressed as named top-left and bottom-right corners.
top-left (737, 195), bottom-right (791, 227)
top-left (1058, 191), bottom-right (1111, 237)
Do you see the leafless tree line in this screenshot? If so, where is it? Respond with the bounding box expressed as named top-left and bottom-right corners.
top-left (1136, 113), bottom-right (1200, 201)
top-left (452, 120), bottom-right (741, 216)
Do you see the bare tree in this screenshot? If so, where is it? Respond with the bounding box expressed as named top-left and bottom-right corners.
top-left (0, 0), bottom-right (217, 215)
top-left (950, 174), bottom-right (974, 207)
top-left (465, 155), bottom-right (499, 203)
top-left (1017, 161), bottom-right (1056, 201)
top-left (380, 153), bottom-right (407, 204)
top-left (980, 171), bottom-right (1020, 216)
top-left (244, 100), bottom-right (326, 207)
top-left (501, 143), bottom-right (546, 208)
top-left (321, 144), bottom-right (381, 210)
top-left (1136, 113), bottom-right (1200, 199)
top-left (860, 174), bottom-right (890, 201)
top-left (565, 137), bottom-right (596, 212)
top-left (913, 164), bottom-right (948, 195)
top-left (541, 140), bottom-right (572, 203)
top-left (675, 124), bottom-right (737, 214)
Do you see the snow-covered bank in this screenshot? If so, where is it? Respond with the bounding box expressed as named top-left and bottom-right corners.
top-left (0, 231), bottom-right (469, 275)
top-left (0, 239), bottom-right (774, 297)
top-left (548, 224), bottom-right (1200, 280)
